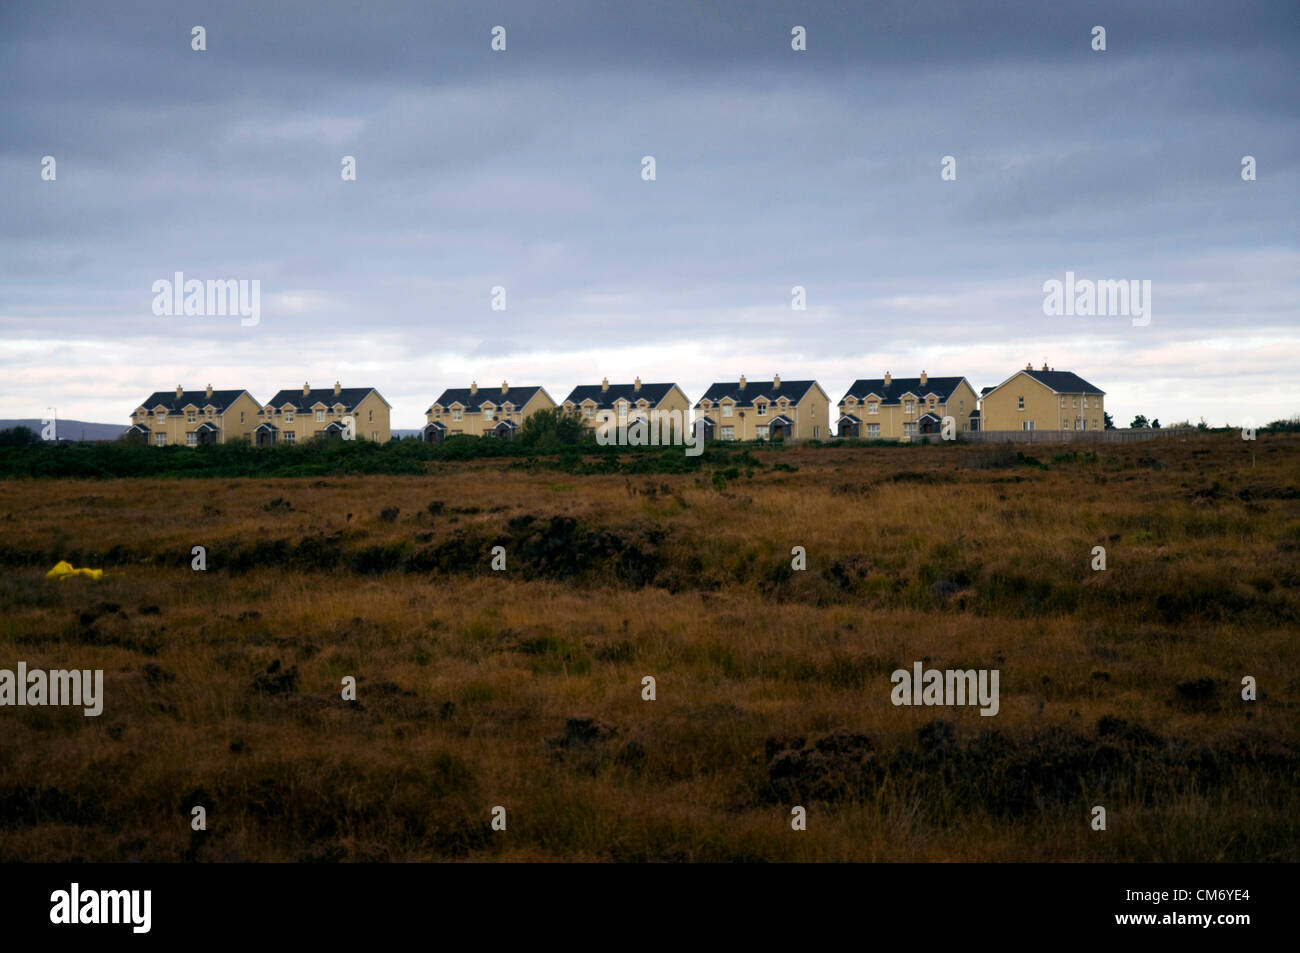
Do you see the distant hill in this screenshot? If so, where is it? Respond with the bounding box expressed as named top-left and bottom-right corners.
top-left (0, 419), bottom-right (128, 442)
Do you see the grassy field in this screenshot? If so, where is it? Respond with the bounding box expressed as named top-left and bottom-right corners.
top-left (0, 433), bottom-right (1296, 861)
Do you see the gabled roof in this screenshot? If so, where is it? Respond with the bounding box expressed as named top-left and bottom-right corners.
top-left (985, 369), bottom-right (1105, 398)
top-left (190, 421), bottom-right (220, 433)
top-left (563, 382), bottom-right (680, 410)
top-left (839, 377), bottom-right (970, 406)
top-left (917, 412), bottom-right (941, 424)
top-left (260, 387), bottom-right (387, 414)
top-left (980, 386), bottom-right (995, 396)
top-left (767, 414), bottom-right (793, 426)
top-left (837, 413), bottom-right (861, 425)
top-left (138, 389), bottom-right (253, 414)
top-left (1021, 369), bottom-right (1105, 395)
top-left (694, 380), bottom-right (819, 409)
top-left (428, 385), bottom-right (550, 415)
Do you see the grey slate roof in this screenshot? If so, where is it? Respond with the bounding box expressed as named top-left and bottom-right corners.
top-left (260, 387), bottom-right (384, 414)
top-left (428, 385), bottom-right (546, 414)
top-left (839, 376), bottom-right (968, 406)
top-left (1020, 369), bottom-right (1105, 395)
top-left (563, 382), bottom-right (679, 410)
top-left (139, 389), bottom-right (251, 413)
top-left (694, 380), bottom-right (818, 409)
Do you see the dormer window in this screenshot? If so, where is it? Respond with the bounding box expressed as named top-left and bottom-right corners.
top-left (483, 408), bottom-right (495, 421)
top-left (868, 401), bottom-right (879, 414)
top-left (722, 404), bottom-right (734, 418)
top-left (284, 411), bottom-right (294, 422)
top-left (904, 400), bottom-right (916, 414)
top-left (316, 410), bottom-right (324, 422)
top-left (452, 409), bottom-right (463, 421)
top-left (187, 412), bottom-right (196, 423)
top-left (756, 403), bottom-right (767, 416)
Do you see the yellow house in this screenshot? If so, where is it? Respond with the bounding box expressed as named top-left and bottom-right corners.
top-left (254, 381), bottom-right (392, 445)
top-left (980, 363), bottom-right (1105, 432)
top-left (694, 375), bottom-right (830, 441)
top-left (128, 385), bottom-right (262, 446)
top-left (836, 372), bottom-right (979, 439)
top-left (562, 378), bottom-right (691, 440)
top-left (424, 381), bottom-right (557, 442)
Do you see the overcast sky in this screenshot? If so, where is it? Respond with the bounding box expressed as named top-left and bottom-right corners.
top-left (1, 0), bottom-right (1296, 429)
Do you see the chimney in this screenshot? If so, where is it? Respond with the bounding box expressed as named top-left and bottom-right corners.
top-left (303, 381), bottom-right (310, 395)
top-left (884, 371), bottom-right (892, 388)
top-left (334, 381), bottom-right (341, 395)
top-left (1026, 362), bottom-right (1033, 371)
top-left (205, 383), bottom-right (213, 398)
top-left (773, 373), bottom-right (781, 389)
top-left (176, 384), bottom-right (184, 398)
top-left (501, 380), bottom-right (509, 394)
top-left (920, 370), bottom-right (927, 387)
top-left (470, 381), bottom-right (478, 395)
top-left (1042, 361), bottom-right (1049, 371)
top-left (738, 374), bottom-right (747, 390)
top-left (634, 377), bottom-right (642, 392)
top-left (601, 377), bottom-right (609, 392)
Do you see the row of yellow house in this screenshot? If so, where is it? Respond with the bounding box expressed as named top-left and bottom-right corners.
top-left (128, 364), bottom-right (1104, 446)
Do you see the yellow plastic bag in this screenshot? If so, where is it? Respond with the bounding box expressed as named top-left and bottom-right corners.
top-left (45, 560), bottom-right (104, 581)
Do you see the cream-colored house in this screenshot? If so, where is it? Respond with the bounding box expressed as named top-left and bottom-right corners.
top-left (128, 385), bottom-right (262, 446)
top-left (423, 381), bottom-right (557, 443)
top-left (694, 375), bottom-right (829, 441)
top-left (254, 381), bottom-right (391, 445)
top-left (979, 363), bottom-right (1105, 432)
top-left (562, 378), bottom-right (691, 439)
top-left (837, 372), bottom-right (979, 439)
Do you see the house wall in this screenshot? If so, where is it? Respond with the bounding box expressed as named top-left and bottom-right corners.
top-left (838, 379), bottom-right (979, 439)
top-left (427, 387), bottom-right (556, 438)
top-left (981, 371), bottom-right (1104, 432)
top-left (135, 391), bottom-right (261, 446)
top-left (698, 382), bottom-right (829, 441)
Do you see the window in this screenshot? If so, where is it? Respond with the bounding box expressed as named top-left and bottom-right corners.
top-left (755, 425), bottom-right (769, 440)
top-left (1022, 420), bottom-right (1035, 431)
top-left (583, 406), bottom-right (594, 419)
top-left (240, 411), bottom-right (245, 423)
top-left (368, 410), bottom-right (374, 422)
top-left (284, 412), bottom-right (294, 422)
top-left (722, 405), bottom-right (734, 418)
top-left (845, 398), bottom-right (855, 407)
top-left (905, 400), bottom-right (915, 414)
top-left (756, 403), bottom-right (766, 416)
top-left (371, 432), bottom-right (378, 441)
top-left (187, 412), bottom-right (196, 423)
top-left (316, 410), bottom-right (324, 422)
top-left (154, 433), bottom-right (166, 446)
top-left (1017, 396), bottom-right (1025, 410)
top-left (720, 426), bottom-right (735, 440)
top-left (1073, 397), bottom-right (1079, 407)
top-left (904, 422), bottom-right (917, 436)
top-left (1080, 418), bottom-right (1087, 430)
top-left (617, 403), bottom-right (628, 419)
top-left (868, 402), bottom-right (879, 415)
top-left (186, 432), bottom-right (197, 446)
top-left (452, 409), bottom-right (463, 421)
top-left (866, 423), bottom-right (881, 438)
top-left (813, 426), bottom-right (820, 437)
top-left (483, 408), bottom-right (494, 422)
top-left (1060, 397), bottom-right (1065, 408)
top-left (156, 411), bottom-right (166, 421)
top-left (284, 431), bottom-right (296, 445)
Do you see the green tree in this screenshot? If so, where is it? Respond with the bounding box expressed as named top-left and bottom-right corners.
top-left (1197, 417), bottom-right (1209, 430)
top-left (1130, 414), bottom-right (1148, 429)
top-left (1104, 412), bottom-right (1114, 430)
top-left (517, 407), bottom-right (589, 450)
top-left (0, 426), bottom-right (41, 446)
top-left (1151, 418), bottom-right (1161, 429)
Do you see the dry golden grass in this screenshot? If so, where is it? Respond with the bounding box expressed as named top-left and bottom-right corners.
top-left (0, 434), bottom-right (1297, 861)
